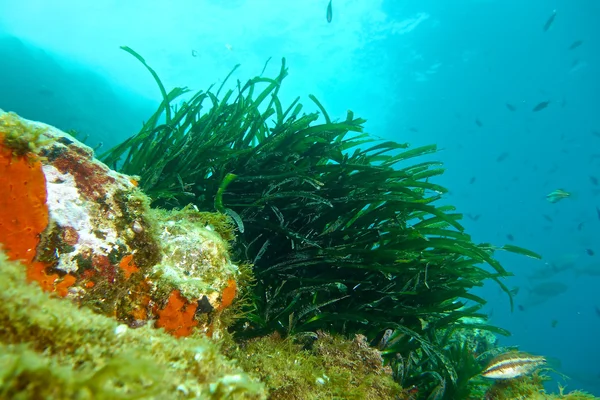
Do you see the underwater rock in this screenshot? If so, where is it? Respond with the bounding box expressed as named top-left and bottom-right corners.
top-left (0, 110), bottom-right (239, 338)
top-left (0, 252), bottom-right (265, 399)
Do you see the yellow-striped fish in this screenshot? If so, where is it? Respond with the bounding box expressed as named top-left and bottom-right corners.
top-left (481, 351), bottom-right (546, 379)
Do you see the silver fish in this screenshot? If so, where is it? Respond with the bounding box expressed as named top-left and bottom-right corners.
top-left (546, 189), bottom-right (571, 203)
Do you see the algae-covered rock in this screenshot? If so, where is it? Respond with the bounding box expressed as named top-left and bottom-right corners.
top-left (484, 372), bottom-right (598, 400)
top-left (223, 331), bottom-right (405, 400)
top-left (0, 252), bottom-right (266, 399)
top-left (0, 110), bottom-right (240, 337)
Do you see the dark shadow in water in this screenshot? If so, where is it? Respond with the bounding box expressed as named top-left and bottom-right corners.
top-left (0, 34), bottom-right (156, 151)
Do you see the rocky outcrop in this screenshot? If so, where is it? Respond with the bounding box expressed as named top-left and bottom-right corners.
top-left (0, 110), bottom-right (240, 338)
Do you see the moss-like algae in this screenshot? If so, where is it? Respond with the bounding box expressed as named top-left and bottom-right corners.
top-left (0, 249), bottom-right (405, 399)
top-left (0, 111), bottom-right (54, 157)
top-left (222, 331), bottom-right (405, 400)
top-left (148, 206), bottom-right (240, 302)
top-left (0, 251), bottom-right (266, 399)
top-left (112, 189), bottom-right (163, 269)
top-left (483, 373), bottom-right (598, 400)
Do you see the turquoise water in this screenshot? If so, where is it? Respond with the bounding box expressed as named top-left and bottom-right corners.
top-left (1, 0), bottom-right (598, 396)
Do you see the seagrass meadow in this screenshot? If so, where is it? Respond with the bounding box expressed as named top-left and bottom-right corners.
top-left (99, 47), bottom-right (548, 398)
top-left (2, 45), bottom-right (598, 399)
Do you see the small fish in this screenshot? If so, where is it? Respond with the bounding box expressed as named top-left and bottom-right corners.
top-left (561, 96), bottom-right (567, 108)
top-left (571, 58), bottom-right (580, 68)
top-left (551, 319), bottom-right (558, 328)
top-left (469, 177), bottom-right (476, 184)
top-left (475, 118), bottom-right (483, 127)
top-left (518, 305), bottom-right (525, 311)
top-left (505, 103), bottom-right (516, 111)
top-left (586, 249), bottom-right (595, 256)
top-left (532, 101), bottom-right (550, 112)
top-left (378, 329), bottom-right (393, 349)
top-left (409, 127), bottom-right (419, 133)
top-left (596, 206), bottom-right (600, 220)
top-left (590, 176), bottom-right (599, 186)
top-left (542, 214), bottom-right (553, 222)
top-left (326, 0), bottom-right (332, 23)
top-left (577, 222), bottom-right (584, 231)
top-left (593, 130), bottom-right (600, 139)
top-left (506, 234), bottom-right (514, 241)
top-left (595, 306), bottom-right (600, 318)
top-left (38, 86), bottom-right (54, 97)
top-left (482, 352), bottom-right (546, 379)
top-left (543, 9), bottom-right (557, 32)
top-left (496, 152), bottom-right (509, 162)
top-left (546, 189), bottom-right (571, 203)
top-left (569, 40), bottom-right (583, 50)
top-left (466, 213), bottom-right (481, 221)
top-left (191, 50), bottom-right (198, 57)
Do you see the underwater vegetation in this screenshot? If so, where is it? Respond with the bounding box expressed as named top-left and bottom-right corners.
top-left (484, 373), bottom-right (597, 400)
top-left (221, 331), bottom-right (404, 399)
top-left (0, 252), bottom-right (266, 399)
top-left (100, 47), bottom-right (548, 398)
top-left (1, 47), bottom-right (594, 398)
top-left (0, 109), bottom-right (405, 398)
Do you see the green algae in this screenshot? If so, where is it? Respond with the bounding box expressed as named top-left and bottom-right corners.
top-left (112, 189), bottom-right (163, 270)
top-left (0, 252), bottom-right (266, 399)
top-left (148, 206), bottom-right (240, 302)
top-left (221, 331), bottom-right (405, 400)
top-left (0, 111), bottom-right (53, 157)
top-left (483, 373), bottom-right (598, 400)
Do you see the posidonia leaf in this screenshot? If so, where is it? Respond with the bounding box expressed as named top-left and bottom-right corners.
top-left (499, 244), bottom-right (542, 259)
top-left (455, 322), bottom-right (511, 337)
top-left (383, 144), bottom-right (438, 165)
top-left (308, 94), bottom-right (331, 124)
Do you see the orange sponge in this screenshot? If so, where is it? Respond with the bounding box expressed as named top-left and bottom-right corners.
top-left (156, 290), bottom-right (199, 337)
top-left (218, 279), bottom-right (237, 311)
top-left (0, 133), bottom-right (49, 265)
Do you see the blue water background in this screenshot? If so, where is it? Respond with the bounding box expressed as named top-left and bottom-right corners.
top-left (0, 0), bottom-right (598, 395)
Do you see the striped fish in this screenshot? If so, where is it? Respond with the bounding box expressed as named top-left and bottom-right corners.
top-left (481, 351), bottom-right (546, 379)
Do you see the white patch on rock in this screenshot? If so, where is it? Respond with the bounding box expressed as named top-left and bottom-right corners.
top-left (43, 164), bottom-right (118, 272)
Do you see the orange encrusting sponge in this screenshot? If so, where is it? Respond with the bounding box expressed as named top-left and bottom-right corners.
top-left (119, 254), bottom-right (140, 279)
top-left (156, 290), bottom-right (199, 337)
top-left (218, 279), bottom-right (237, 311)
top-left (0, 133), bottom-right (49, 265)
top-left (0, 133), bottom-right (77, 297)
